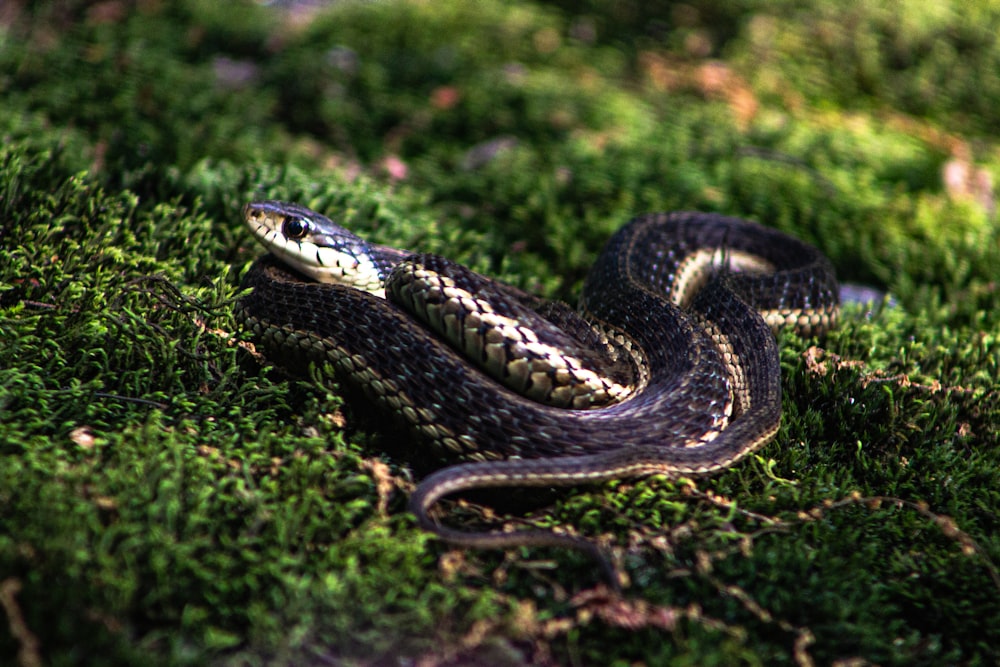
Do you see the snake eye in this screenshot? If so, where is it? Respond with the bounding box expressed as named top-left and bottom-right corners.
top-left (282, 216), bottom-right (310, 240)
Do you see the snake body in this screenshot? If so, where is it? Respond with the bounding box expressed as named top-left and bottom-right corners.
top-left (238, 201), bottom-right (839, 572)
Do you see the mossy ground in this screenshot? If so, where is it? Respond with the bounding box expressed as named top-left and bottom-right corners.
top-left (1, 1), bottom-right (998, 665)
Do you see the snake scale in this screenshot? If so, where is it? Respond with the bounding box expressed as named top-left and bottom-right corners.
top-left (238, 201), bottom-right (839, 578)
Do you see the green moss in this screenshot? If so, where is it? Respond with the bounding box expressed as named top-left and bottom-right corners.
top-left (1, 0), bottom-right (998, 664)
top-left (733, 1), bottom-right (1000, 132)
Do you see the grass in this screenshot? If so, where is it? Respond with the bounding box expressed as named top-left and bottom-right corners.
top-left (1, 1), bottom-right (998, 664)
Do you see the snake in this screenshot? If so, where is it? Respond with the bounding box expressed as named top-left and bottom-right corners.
top-left (237, 200), bottom-right (839, 579)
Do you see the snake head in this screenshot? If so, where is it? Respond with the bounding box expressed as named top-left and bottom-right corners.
top-left (243, 200), bottom-right (388, 294)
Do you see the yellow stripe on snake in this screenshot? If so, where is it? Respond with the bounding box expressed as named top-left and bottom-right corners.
top-left (238, 201), bottom-right (839, 583)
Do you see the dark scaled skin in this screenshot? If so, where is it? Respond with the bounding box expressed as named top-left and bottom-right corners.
top-left (239, 207), bottom-right (839, 585)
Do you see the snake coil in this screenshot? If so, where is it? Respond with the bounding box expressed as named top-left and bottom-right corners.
top-left (238, 201), bottom-right (839, 582)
